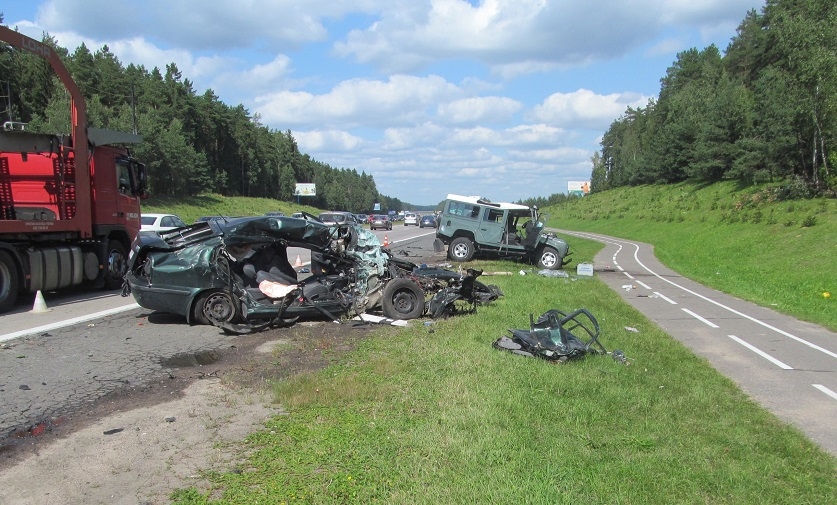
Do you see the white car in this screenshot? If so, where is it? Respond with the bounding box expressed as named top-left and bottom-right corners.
top-left (140, 213), bottom-right (188, 232)
top-left (403, 212), bottom-right (419, 226)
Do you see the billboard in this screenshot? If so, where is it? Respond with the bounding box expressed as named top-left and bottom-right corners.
top-left (568, 181), bottom-right (590, 196)
top-left (294, 183), bottom-right (316, 196)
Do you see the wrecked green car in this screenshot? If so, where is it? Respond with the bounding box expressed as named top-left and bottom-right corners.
top-left (124, 215), bottom-right (499, 332)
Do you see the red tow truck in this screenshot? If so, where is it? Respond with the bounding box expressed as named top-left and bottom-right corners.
top-left (0, 26), bottom-right (148, 312)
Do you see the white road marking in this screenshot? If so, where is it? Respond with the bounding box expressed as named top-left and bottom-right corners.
top-left (635, 280), bottom-right (651, 290)
top-left (682, 308), bottom-right (719, 328)
top-left (0, 303), bottom-right (140, 343)
top-left (812, 384), bottom-right (837, 401)
top-left (654, 292), bottom-right (677, 305)
top-left (562, 230), bottom-right (837, 361)
top-left (728, 335), bottom-right (793, 370)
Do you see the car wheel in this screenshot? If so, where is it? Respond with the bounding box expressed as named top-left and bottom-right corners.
top-left (103, 239), bottom-right (128, 289)
top-left (192, 290), bottom-right (237, 325)
top-left (0, 250), bottom-right (20, 313)
top-left (448, 237), bottom-right (475, 262)
top-left (537, 246), bottom-right (561, 270)
top-left (381, 278), bottom-right (426, 320)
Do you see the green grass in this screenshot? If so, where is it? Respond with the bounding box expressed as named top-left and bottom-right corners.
top-left (171, 256), bottom-right (836, 504)
top-left (159, 184), bottom-right (837, 503)
top-left (549, 181), bottom-right (836, 331)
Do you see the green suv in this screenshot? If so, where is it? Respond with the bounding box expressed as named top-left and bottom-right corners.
top-left (433, 194), bottom-right (571, 269)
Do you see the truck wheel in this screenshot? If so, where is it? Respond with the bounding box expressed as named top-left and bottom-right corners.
top-left (103, 240), bottom-right (128, 289)
top-left (537, 246), bottom-right (561, 270)
top-left (382, 278), bottom-right (425, 320)
top-left (192, 290), bottom-right (237, 325)
top-left (0, 250), bottom-right (20, 312)
top-left (448, 237), bottom-right (475, 262)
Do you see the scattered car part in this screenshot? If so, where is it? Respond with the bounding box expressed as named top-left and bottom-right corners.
top-left (494, 308), bottom-right (606, 361)
top-left (426, 268), bottom-right (503, 319)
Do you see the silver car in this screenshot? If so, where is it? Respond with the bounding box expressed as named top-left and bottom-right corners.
top-left (318, 211), bottom-right (356, 226)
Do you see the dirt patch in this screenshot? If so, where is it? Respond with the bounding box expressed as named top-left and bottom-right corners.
top-left (0, 319), bottom-right (382, 505)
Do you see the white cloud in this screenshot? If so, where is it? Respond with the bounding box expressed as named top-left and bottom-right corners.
top-left (333, 0), bottom-right (763, 75)
top-left (33, 0), bottom-right (379, 50)
top-left (295, 130), bottom-right (365, 152)
top-left (436, 96), bottom-right (522, 124)
top-left (531, 89), bottom-right (651, 130)
top-left (254, 74), bottom-right (462, 128)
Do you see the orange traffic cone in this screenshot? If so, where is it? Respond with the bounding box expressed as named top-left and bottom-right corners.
top-left (383, 235), bottom-right (389, 247)
top-left (294, 254), bottom-right (303, 267)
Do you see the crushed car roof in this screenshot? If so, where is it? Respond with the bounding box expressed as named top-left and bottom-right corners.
top-left (152, 215), bottom-right (334, 251)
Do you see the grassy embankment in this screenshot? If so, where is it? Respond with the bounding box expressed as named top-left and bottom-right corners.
top-left (152, 184), bottom-right (835, 504)
top-left (550, 180), bottom-right (836, 332)
top-left (141, 194), bottom-right (323, 224)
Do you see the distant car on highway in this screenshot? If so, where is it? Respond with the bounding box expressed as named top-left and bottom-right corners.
top-left (140, 213), bottom-right (188, 232)
top-left (264, 211), bottom-right (285, 217)
top-left (318, 211), bottom-right (357, 226)
top-left (419, 214), bottom-right (437, 228)
top-left (355, 213), bottom-right (369, 225)
top-left (370, 214), bottom-right (392, 230)
top-left (403, 212), bottom-right (419, 226)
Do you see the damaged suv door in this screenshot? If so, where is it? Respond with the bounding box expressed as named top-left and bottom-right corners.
top-left (434, 194), bottom-right (571, 269)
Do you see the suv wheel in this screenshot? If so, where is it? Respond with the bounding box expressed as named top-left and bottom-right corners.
top-left (537, 246), bottom-right (560, 269)
top-left (448, 237), bottom-right (475, 262)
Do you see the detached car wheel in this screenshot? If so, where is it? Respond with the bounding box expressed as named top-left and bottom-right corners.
top-left (381, 278), bottom-right (425, 320)
top-left (537, 246), bottom-right (561, 270)
top-left (448, 237), bottom-right (475, 262)
top-left (192, 290), bottom-right (237, 325)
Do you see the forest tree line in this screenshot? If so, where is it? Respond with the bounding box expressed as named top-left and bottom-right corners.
top-left (591, 0), bottom-right (836, 197)
top-left (0, 15), bottom-right (406, 213)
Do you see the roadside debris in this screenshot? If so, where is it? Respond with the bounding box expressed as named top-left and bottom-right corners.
top-left (624, 326), bottom-right (639, 333)
top-left (576, 263), bottom-right (594, 276)
top-left (351, 314), bottom-right (410, 327)
top-left (537, 269), bottom-right (569, 278)
top-left (493, 308), bottom-right (606, 362)
top-left (611, 349), bottom-right (630, 365)
top-left (427, 268), bottom-right (503, 319)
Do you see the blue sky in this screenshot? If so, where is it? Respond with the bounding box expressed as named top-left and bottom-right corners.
top-left (3, 0), bottom-right (765, 206)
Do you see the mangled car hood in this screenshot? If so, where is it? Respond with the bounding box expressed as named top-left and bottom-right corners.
top-left (132, 216), bottom-right (334, 256)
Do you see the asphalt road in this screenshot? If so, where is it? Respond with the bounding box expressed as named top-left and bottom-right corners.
top-left (561, 229), bottom-right (837, 457)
